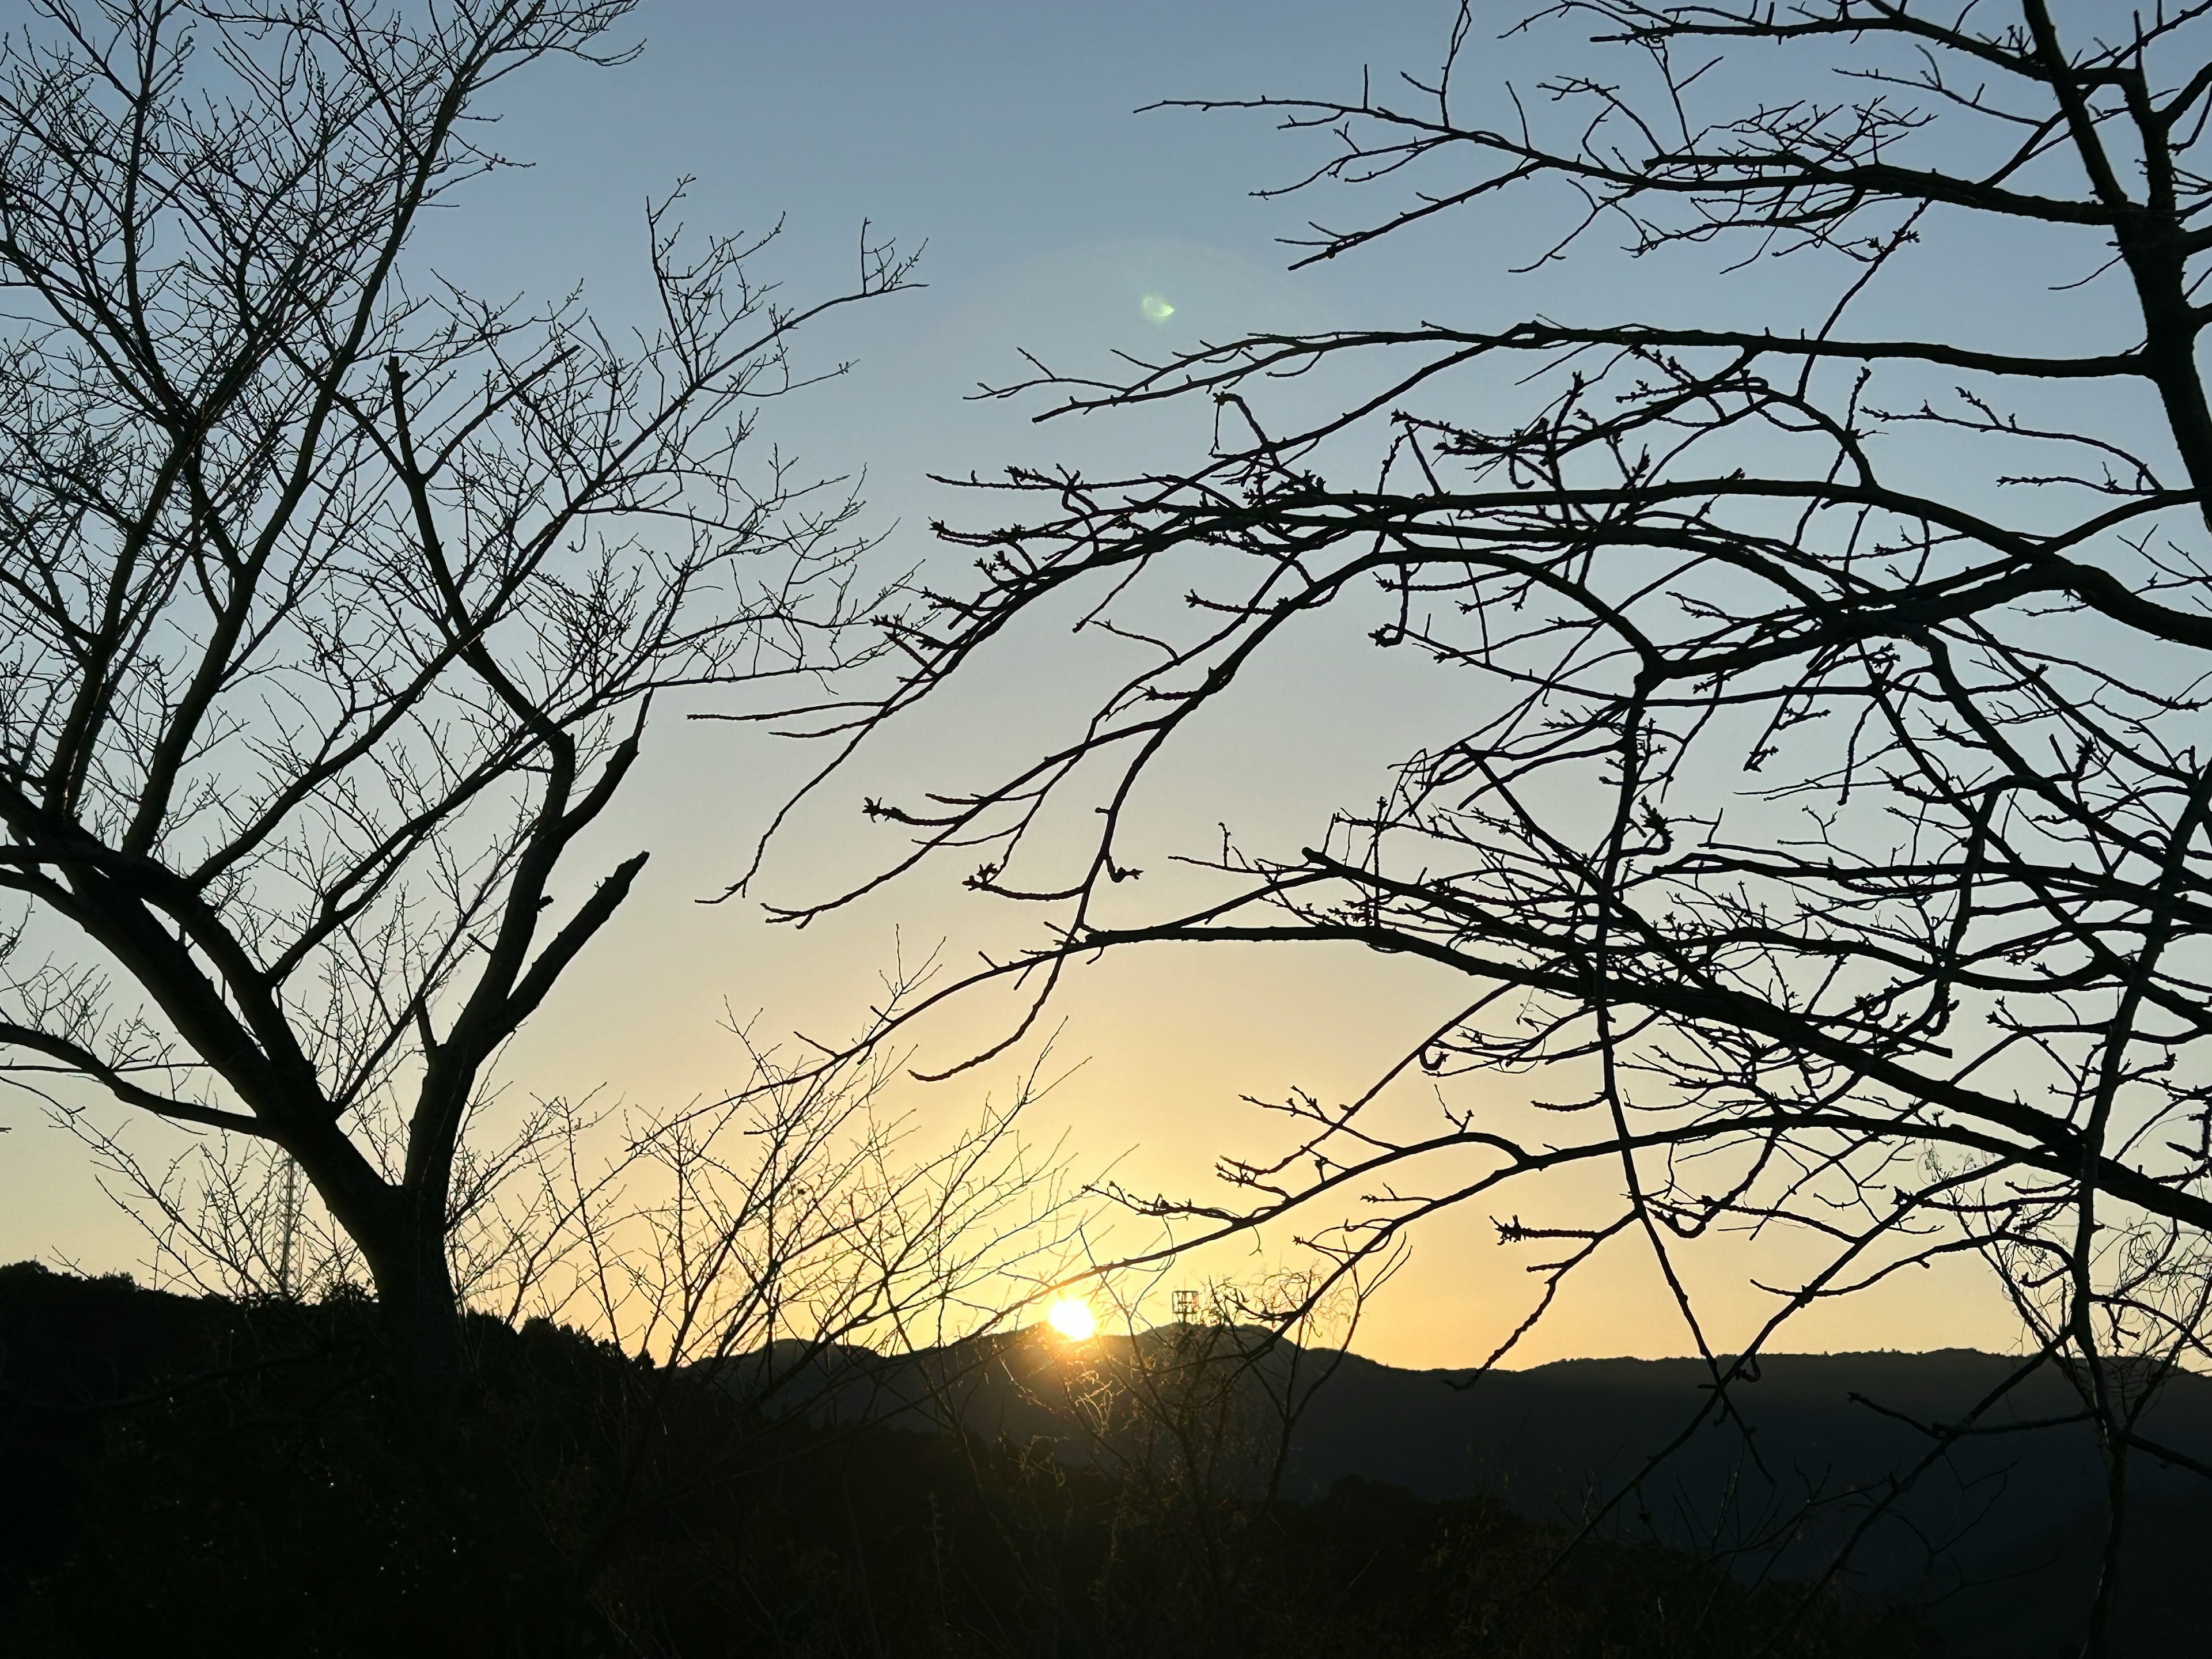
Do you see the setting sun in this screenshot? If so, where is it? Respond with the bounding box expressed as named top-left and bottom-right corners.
top-left (1045, 1298), bottom-right (1097, 1341)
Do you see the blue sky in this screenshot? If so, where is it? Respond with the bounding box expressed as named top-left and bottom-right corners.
top-left (4, 0), bottom-right (2095, 1365)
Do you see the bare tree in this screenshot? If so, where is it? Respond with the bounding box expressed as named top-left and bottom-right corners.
top-left (0, 0), bottom-right (913, 1400)
top-left (75, 1023), bottom-right (1071, 1371)
top-left (777, 3), bottom-right (2212, 1647)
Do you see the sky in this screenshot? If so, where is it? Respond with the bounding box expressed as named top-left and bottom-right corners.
top-left (0, 0), bottom-right (2095, 1368)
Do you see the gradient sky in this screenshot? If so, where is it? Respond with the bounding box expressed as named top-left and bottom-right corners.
top-left (0, 0), bottom-right (2059, 1367)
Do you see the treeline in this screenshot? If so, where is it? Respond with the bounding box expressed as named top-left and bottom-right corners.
top-left (1, 1263), bottom-right (1936, 1658)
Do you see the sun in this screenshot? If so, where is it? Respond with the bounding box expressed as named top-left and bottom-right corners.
top-left (1046, 1297), bottom-right (1097, 1342)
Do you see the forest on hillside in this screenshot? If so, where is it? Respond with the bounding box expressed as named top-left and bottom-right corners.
top-left (4, 1263), bottom-right (1949, 1658)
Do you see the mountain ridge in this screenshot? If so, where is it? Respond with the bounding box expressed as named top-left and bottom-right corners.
top-left (736, 1324), bottom-right (2211, 1658)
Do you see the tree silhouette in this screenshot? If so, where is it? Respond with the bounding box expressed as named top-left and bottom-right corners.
top-left (0, 0), bottom-right (910, 1399)
top-left (783, 5), bottom-right (2212, 1647)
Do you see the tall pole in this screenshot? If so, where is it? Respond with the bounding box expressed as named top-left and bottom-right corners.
top-left (278, 1156), bottom-right (300, 1299)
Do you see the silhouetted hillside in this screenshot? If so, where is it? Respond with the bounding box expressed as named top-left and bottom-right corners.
top-left (729, 1325), bottom-right (2212, 1658)
top-left (1291, 1347), bottom-right (2212, 1659)
top-left (22, 1263), bottom-right (2207, 1656)
top-left (0, 1261), bottom-right (1941, 1658)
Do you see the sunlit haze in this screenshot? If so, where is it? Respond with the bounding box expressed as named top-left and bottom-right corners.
top-left (1046, 1300), bottom-right (1099, 1343)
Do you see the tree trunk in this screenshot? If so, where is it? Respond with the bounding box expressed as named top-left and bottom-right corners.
top-left (353, 1199), bottom-right (619, 1654)
top-left (358, 1205), bottom-right (469, 1406)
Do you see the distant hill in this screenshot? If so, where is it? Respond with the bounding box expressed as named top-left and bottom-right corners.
top-left (1290, 1346), bottom-right (2212, 1658)
top-left (5, 1259), bottom-right (2202, 1657)
top-left (0, 1262), bottom-right (1932, 1658)
top-left (744, 1327), bottom-right (2212, 1659)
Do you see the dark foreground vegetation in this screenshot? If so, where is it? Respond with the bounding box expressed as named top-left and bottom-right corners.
top-left (0, 1263), bottom-right (1934, 1659)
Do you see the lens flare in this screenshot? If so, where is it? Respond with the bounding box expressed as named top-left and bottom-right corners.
top-left (1140, 293), bottom-right (1175, 322)
top-left (1046, 1297), bottom-right (1097, 1341)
